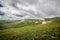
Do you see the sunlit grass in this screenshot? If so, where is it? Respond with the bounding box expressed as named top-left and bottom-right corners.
top-left (0, 18), bottom-right (60, 40)
top-left (0, 23), bottom-right (60, 40)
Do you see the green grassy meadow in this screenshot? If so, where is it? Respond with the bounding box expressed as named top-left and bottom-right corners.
top-left (0, 17), bottom-right (60, 40)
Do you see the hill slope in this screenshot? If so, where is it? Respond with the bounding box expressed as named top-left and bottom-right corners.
top-left (0, 17), bottom-right (60, 40)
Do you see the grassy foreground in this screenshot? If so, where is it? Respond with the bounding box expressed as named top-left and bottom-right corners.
top-left (0, 18), bottom-right (60, 40)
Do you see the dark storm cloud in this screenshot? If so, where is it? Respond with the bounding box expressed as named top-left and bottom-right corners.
top-left (0, 0), bottom-right (60, 20)
top-left (0, 4), bottom-right (3, 7)
top-left (0, 12), bottom-right (5, 16)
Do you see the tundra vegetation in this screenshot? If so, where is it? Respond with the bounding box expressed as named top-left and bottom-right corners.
top-left (0, 17), bottom-right (60, 40)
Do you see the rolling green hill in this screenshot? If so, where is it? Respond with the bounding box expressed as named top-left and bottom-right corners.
top-left (0, 17), bottom-right (60, 40)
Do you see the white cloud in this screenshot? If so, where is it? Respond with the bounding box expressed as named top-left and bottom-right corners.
top-left (0, 0), bottom-right (60, 20)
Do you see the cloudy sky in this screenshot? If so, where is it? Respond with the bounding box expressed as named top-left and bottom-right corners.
top-left (0, 0), bottom-right (60, 20)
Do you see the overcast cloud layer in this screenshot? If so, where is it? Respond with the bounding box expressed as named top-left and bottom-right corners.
top-left (0, 0), bottom-right (60, 20)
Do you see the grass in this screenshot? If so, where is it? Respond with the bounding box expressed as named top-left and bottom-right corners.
top-left (0, 23), bottom-right (60, 40)
top-left (0, 18), bottom-right (60, 40)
